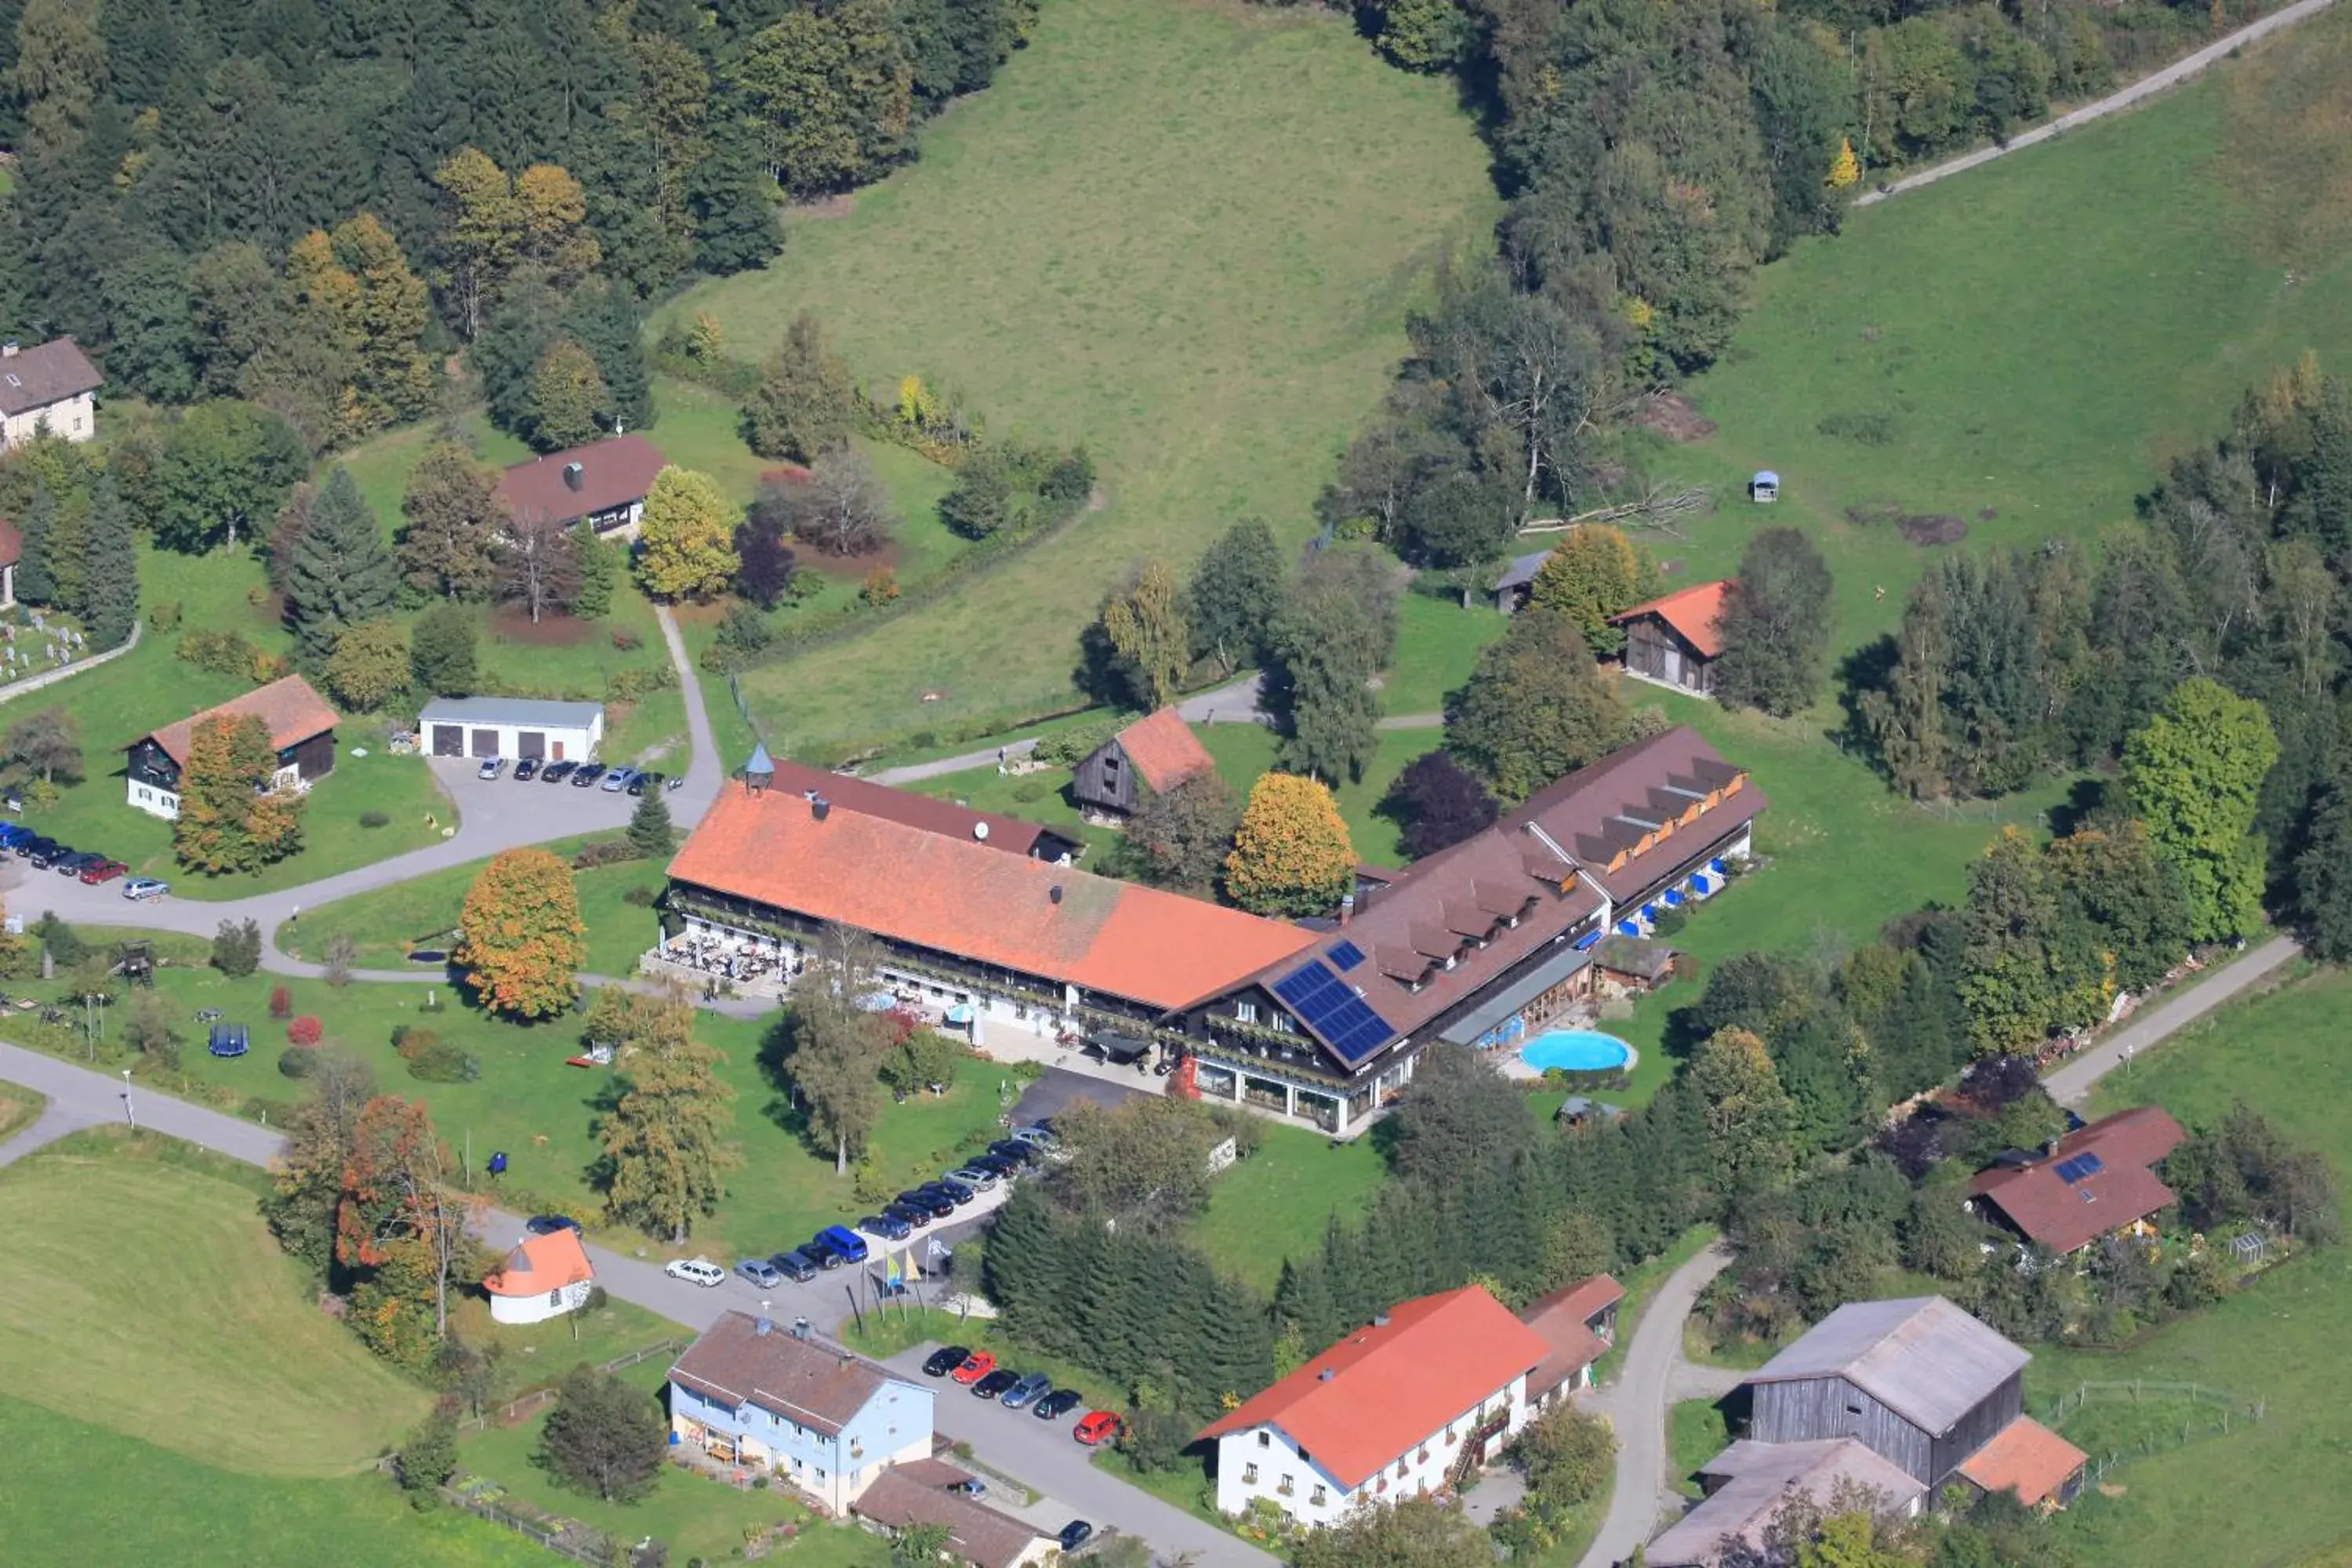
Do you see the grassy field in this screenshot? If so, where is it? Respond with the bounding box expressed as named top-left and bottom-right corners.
top-left (1186, 1123), bottom-right (1388, 1291)
top-left (1196, 722), bottom-right (1430, 869)
top-left (0, 1128), bottom-right (430, 1474)
top-left (688, 0), bottom-right (1496, 753)
top-left (0, 1078), bottom-right (44, 1142)
top-left (2015, 964), bottom-right (2352, 1566)
top-left (1668, 1397), bottom-right (1734, 1497)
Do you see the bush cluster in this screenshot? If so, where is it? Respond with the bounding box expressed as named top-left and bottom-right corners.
top-left (286, 1014), bottom-right (323, 1047)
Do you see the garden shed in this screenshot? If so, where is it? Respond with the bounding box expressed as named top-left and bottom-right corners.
top-left (1750, 470), bottom-right (1779, 503)
top-left (418, 696), bottom-right (604, 764)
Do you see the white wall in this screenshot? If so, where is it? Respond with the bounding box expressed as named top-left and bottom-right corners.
top-left (1214, 1374), bottom-right (1533, 1530)
top-left (489, 1278), bottom-right (593, 1326)
top-left (1, 393), bottom-right (93, 448)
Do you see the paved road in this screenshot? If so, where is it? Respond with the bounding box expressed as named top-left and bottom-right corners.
top-left (869, 739), bottom-right (1040, 787)
top-left (2045, 934), bottom-right (2302, 1106)
top-left (1579, 1243), bottom-right (1735, 1568)
top-left (885, 1341), bottom-right (1279, 1567)
top-left (0, 1094), bottom-right (97, 1167)
top-left (1854, 0), bottom-right (2339, 207)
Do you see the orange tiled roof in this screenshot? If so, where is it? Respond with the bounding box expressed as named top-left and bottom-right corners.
top-left (1955, 1415), bottom-right (2087, 1505)
top-left (1611, 579), bottom-right (1733, 659)
top-left (145, 675), bottom-right (341, 768)
top-left (483, 1229), bottom-right (593, 1298)
top-left (1197, 1285), bottom-right (1550, 1489)
top-left (1112, 708), bottom-right (1215, 793)
top-left (667, 783), bottom-right (1316, 1011)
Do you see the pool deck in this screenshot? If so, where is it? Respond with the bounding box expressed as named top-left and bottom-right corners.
top-left (1496, 1025), bottom-right (1639, 1083)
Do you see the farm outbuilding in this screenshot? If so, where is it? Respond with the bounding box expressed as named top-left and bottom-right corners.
top-left (418, 696), bottom-right (604, 764)
top-left (1749, 470), bottom-right (1779, 503)
top-left (484, 1229), bottom-right (595, 1326)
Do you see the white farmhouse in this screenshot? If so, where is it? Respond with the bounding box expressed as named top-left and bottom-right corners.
top-left (1199, 1283), bottom-right (1550, 1530)
top-left (0, 337), bottom-right (100, 447)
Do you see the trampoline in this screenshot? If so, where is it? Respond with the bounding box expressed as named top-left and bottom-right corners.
top-left (207, 1022), bottom-right (250, 1058)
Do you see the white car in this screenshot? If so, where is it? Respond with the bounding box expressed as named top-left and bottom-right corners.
top-left (121, 878), bottom-right (170, 901)
top-left (477, 757), bottom-right (506, 780)
top-left (664, 1257), bottom-right (727, 1288)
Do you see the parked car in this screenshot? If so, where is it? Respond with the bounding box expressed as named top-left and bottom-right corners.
top-left (477, 757), bottom-right (506, 779)
top-left (664, 1257), bottom-right (726, 1287)
top-left (770, 1250), bottom-right (818, 1283)
top-left (883, 1200), bottom-right (932, 1230)
top-left (968, 1153), bottom-right (1020, 1181)
top-left (600, 767), bottom-right (637, 793)
top-left (24, 840), bottom-right (66, 869)
top-left (860, 1212), bottom-right (913, 1241)
top-left (0, 823), bottom-right (29, 848)
top-left (972, 1368), bottom-right (1019, 1400)
top-left (540, 760), bottom-right (578, 783)
top-left (627, 771), bottom-right (659, 796)
top-left (946, 1166), bottom-right (999, 1192)
top-left (569, 763), bottom-right (607, 787)
top-left (1012, 1125), bottom-right (1057, 1149)
top-left (816, 1224), bottom-right (869, 1264)
top-left (14, 833), bottom-right (53, 859)
top-left (736, 1258), bottom-right (784, 1290)
top-left (122, 877), bottom-right (170, 901)
top-left (949, 1475), bottom-right (988, 1499)
top-left (897, 1189), bottom-right (956, 1220)
top-left (1058, 1521), bottom-right (1095, 1552)
top-left (1000, 1373), bottom-right (1052, 1410)
top-left (78, 858), bottom-right (127, 884)
top-left (54, 851), bottom-right (100, 876)
top-left (921, 1345), bottom-right (971, 1377)
top-left (1073, 1411), bottom-right (1122, 1446)
top-left (524, 1214), bottom-right (582, 1236)
top-left (989, 1139), bottom-right (1041, 1167)
top-left (1033, 1390), bottom-right (1084, 1421)
top-left (800, 1236), bottom-right (845, 1271)
top-left (928, 1177), bottom-right (976, 1207)
top-left (513, 757), bottom-right (539, 781)
top-left (950, 1352), bottom-right (997, 1386)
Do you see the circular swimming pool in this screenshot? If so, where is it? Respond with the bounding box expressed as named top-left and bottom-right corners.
top-left (1519, 1029), bottom-right (1634, 1073)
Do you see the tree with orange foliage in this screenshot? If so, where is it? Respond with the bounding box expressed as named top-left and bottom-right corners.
top-left (457, 847), bottom-right (586, 1018)
top-left (173, 713), bottom-right (307, 875)
top-left (337, 1094), bottom-right (482, 1363)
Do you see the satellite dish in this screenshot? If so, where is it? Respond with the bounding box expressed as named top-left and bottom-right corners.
top-left (973, 822), bottom-right (989, 840)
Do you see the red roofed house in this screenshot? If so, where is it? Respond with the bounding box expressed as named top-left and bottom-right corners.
top-left (1611, 579), bottom-right (1733, 696)
top-left (484, 1228), bottom-right (595, 1326)
top-left (496, 434), bottom-right (669, 541)
top-left (1198, 1284), bottom-right (1550, 1530)
top-left (1520, 1273), bottom-right (1624, 1408)
top-left (1967, 1106), bottom-right (2189, 1257)
top-left (1070, 707), bottom-right (1217, 820)
top-left (125, 675), bottom-right (341, 821)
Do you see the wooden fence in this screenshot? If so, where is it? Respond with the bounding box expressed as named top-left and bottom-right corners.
top-left (2039, 1379), bottom-right (2265, 1480)
top-left (454, 1337), bottom-right (686, 1434)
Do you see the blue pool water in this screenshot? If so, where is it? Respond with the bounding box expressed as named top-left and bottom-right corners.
top-left (1519, 1029), bottom-right (1633, 1073)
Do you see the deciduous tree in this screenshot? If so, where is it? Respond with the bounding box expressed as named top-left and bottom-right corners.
top-left (1224, 772), bottom-right (1355, 918)
top-left (1525, 524), bottom-right (1661, 655)
top-left (524, 336), bottom-right (608, 452)
top-left (1290, 1496), bottom-right (1495, 1568)
top-left (325, 620), bottom-right (412, 712)
top-left (337, 1094), bottom-right (481, 1347)
top-left (1267, 548), bottom-right (1398, 784)
top-left (409, 602), bottom-right (478, 697)
top-left (1716, 525), bottom-right (1833, 716)
top-left (742, 313), bottom-right (863, 462)
top-left (284, 466), bottom-right (399, 661)
top-left (770, 447), bottom-right (895, 558)
top-left (1381, 748), bottom-right (1497, 858)
top-left (594, 993), bottom-right (739, 1243)
top-left (1446, 609), bottom-right (1628, 801)
top-left (174, 713), bottom-right (306, 874)
top-left (1187, 517), bottom-right (1287, 677)
top-left (155, 400), bottom-right (307, 554)
top-left (495, 510), bottom-right (584, 625)
top-left (1386, 1041), bottom-right (1538, 1181)
top-left (1098, 558), bottom-right (1189, 711)
top-left (0, 706), bottom-right (82, 786)
top-left (538, 1364), bottom-right (666, 1503)
top-left (636, 465), bottom-right (739, 600)
top-left (457, 847), bottom-right (586, 1018)
top-left (2123, 677), bottom-right (2278, 942)
top-left (398, 441), bottom-right (501, 601)
top-left (1127, 769), bottom-right (1240, 891)
top-left (1052, 1095), bottom-right (1222, 1224)
top-left (775, 927), bottom-right (890, 1173)
top-left (1688, 1027), bottom-right (1798, 1195)
top-left (731, 0), bottom-right (914, 196)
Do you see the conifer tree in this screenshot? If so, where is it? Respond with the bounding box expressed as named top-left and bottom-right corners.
top-left (15, 486), bottom-right (56, 605)
top-left (626, 786), bottom-right (675, 858)
top-left (285, 466), bottom-right (398, 661)
top-left (78, 471), bottom-right (139, 649)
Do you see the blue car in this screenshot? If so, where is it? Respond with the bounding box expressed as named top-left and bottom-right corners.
top-left (817, 1224), bottom-right (869, 1265)
top-left (0, 823), bottom-right (30, 848)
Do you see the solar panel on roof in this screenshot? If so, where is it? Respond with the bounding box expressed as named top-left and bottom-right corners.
top-left (1328, 939), bottom-right (1366, 972)
top-left (1269, 960), bottom-right (1397, 1064)
top-left (2078, 1152), bottom-right (2103, 1176)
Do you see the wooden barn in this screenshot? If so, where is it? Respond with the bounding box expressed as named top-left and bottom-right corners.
top-left (1070, 707), bottom-right (1215, 819)
top-left (1610, 579), bottom-right (1732, 697)
top-left (125, 675), bottom-right (340, 822)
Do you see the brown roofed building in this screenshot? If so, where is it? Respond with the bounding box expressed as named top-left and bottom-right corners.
top-left (1612, 579), bottom-right (1732, 696)
top-left (125, 675), bottom-right (341, 822)
top-left (1520, 1274), bottom-right (1624, 1406)
top-left (761, 756), bottom-right (1083, 863)
top-left (1071, 707), bottom-right (1217, 818)
top-left (1967, 1105), bottom-right (2189, 1256)
top-left (667, 1312), bottom-right (933, 1514)
top-left (0, 336), bottom-right (101, 448)
top-left (851, 1461), bottom-right (1058, 1568)
top-left (1646, 1438), bottom-right (1928, 1566)
top-left (495, 434), bottom-right (669, 539)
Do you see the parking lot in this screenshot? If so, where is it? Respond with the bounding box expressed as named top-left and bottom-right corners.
top-left (425, 756), bottom-right (665, 838)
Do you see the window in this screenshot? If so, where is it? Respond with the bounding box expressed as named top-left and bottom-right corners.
top-left (1258, 1432), bottom-right (1272, 1448)
top-left (1396, 1458), bottom-right (1407, 1479)
top-left (1236, 1000), bottom-right (1258, 1024)
top-left (1311, 1486), bottom-right (1327, 1507)
top-left (1243, 1464), bottom-right (1258, 1485)
top-left (1276, 1476), bottom-right (1294, 1497)
top-left (1445, 1425), bottom-right (1457, 1443)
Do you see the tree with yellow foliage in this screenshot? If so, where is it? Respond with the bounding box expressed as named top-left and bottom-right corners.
top-left (1224, 772), bottom-right (1356, 918)
top-left (637, 466), bottom-right (739, 601)
top-left (457, 848), bottom-right (586, 1019)
top-left (1524, 524), bottom-right (1664, 655)
top-left (1826, 136), bottom-right (1860, 190)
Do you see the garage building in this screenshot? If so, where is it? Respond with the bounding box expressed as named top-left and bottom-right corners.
top-left (419, 696), bottom-right (604, 763)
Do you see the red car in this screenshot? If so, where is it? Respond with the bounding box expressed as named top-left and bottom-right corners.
top-left (1073, 1410), bottom-right (1123, 1446)
top-left (78, 858), bottom-right (127, 885)
top-left (950, 1351), bottom-right (997, 1386)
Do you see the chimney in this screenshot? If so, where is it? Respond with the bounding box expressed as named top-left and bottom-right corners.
top-left (2, 342), bottom-right (18, 358)
top-left (793, 1316), bottom-right (812, 1340)
top-left (973, 822), bottom-right (990, 841)
top-left (1318, 1367), bottom-right (1336, 1382)
top-left (1339, 892), bottom-right (1355, 927)
top-left (562, 461), bottom-right (585, 492)
top-left (1049, 884), bottom-right (1063, 905)
top-left (811, 795), bottom-right (830, 822)
top-left (754, 1316), bottom-right (773, 1336)
top-left (1373, 1311), bottom-right (1390, 1328)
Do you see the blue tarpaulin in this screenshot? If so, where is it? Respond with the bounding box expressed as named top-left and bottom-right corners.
top-left (1663, 889), bottom-right (1684, 906)
top-left (1616, 919), bottom-right (1642, 937)
top-left (1573, 930), bottom-right (1604, 951)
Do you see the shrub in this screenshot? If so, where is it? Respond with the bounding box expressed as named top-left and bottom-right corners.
top-left (611, 628), bottom-right (643, 652)
top-left (267, 985), bottom-right (292, 1019)
top-left (406, 1040), bottom-right (479, 1083)
top-left (1010, 780), bottom-right (1046, 803)
top-left (860, 565), bottom-right (898, 606)
top-left (392, 1025), bottom-right (441, 1062)
top-left (210, 917), bottom-right (262, 978)
top-left (286, 1014), bottom-right (323, 1047)
top-left (621, 885), bottom-right (659, 907)
top-left (359, 810), bottom-right (390, 829)
top-left (278, 1047), bottom-right (317, 1080)
top-left (570, 840), bottom-right (642, 869)
top-left (147, 601), bottom-right (182, 633)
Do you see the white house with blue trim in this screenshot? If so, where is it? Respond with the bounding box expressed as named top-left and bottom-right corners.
top-left (667, 1311), bottom-right (934, 1515)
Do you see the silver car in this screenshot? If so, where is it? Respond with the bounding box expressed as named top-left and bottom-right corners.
top-left (948, 1166), bottom-right (1000, 1192)
top-left (122, 877), bottom-right (171, 901)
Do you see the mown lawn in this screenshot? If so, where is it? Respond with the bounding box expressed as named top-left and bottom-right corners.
top-left (2024, 965), bottom-right (2352, 1567)
top-left (901, 758), bottom-right (1120, 865)
top-left (0, 1128), bottom-right (430, 1474)
top-left (0, 1078), bottom-right (44, 1142)
top-left (1668, 1397), bottom-right (1733, 1497)
top-left (1185, 1123), bottom-right (1388, 1292)
top-left (1195, 722), bottom-right (1429, 869)
top-left (693, 0), bottom-right (1496, 753)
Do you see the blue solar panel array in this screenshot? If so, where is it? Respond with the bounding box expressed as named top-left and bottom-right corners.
top-left (1327, 939), bottom-right (1367, 972)
top-left (1271, 960), bottom-right (1397, 1064)
top-left (2053, 1152), bottom-right (2105, 1184)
